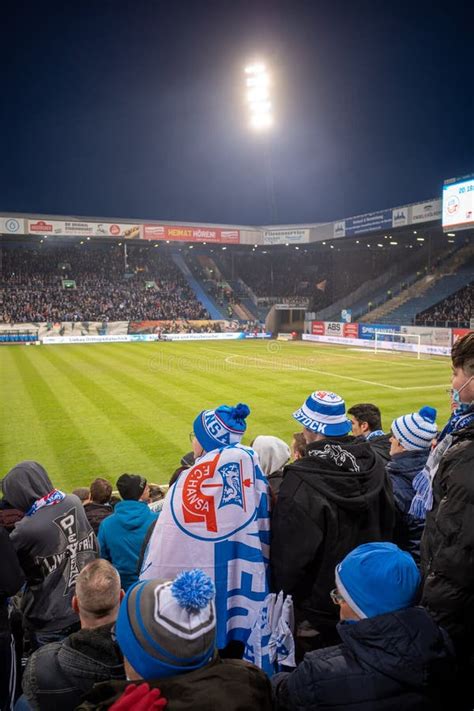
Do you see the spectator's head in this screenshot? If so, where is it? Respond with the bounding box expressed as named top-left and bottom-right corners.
top-left (73, 559), bottom-right (123, 629)
top-left (192, 403), bottom-right (250, 457)
top-left (291, 432), bottom-right (307, 460)
top-left (451, 332), bottom-right (474, 409)
top-left (72, 487), bottom-right (90, 503)
top-left (89, 477), bottom-right (113, 505)
top-left (251, 436), bottom-right (291, 476)
top-left (347, 403), bottom-right (383, 437)
top-left (116, 474), bottom-right (149, 502)
top-left (293, 391), bottom-right (351, 443)
top-left (332, 542), bottom-right (420, 621)
top-left (148, 485), bottom-right (165, 503)
top-left (116, 569), bottom-right (216, 681)
top-left (1, 461), bottom-right (54, 513)
top-left (390, 407), bottom-right (438, 455)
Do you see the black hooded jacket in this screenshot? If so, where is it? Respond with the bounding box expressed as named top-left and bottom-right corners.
top-left (2, 461), bottom-right (99, 632)
top-left (271, 436), bottom-right (395, 632)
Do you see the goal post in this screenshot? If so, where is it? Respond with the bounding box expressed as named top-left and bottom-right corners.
top-left (374, 331), bottom-right (422, 359)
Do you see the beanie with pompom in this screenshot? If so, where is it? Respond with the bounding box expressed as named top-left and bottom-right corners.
top-left (116, 569), bottom-right (216, 680)
top-left (391, 406), bottom-right (438, 451)
top-left (193, 403), bottom-right (251, 452)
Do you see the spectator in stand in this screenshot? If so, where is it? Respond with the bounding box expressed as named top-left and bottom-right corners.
top-left (1, 461), bottom-right (98, 650)
top-left (0, 527), bottom-right (25, 711)
top-left (72, 487), bottom-right (90, 504)
top-left (417, 283), bottom-right (473, 327)
top-left (251, 435), bottom-right (291, 497)
top-left (20, 560), bottom-right (125, 711)
top-left (77, 569), bottom-right (272, 710)
top-left (416, 332), bottom-right (474, 707)
top-left (84, 478), bottom-right (114, 535)
top-left (347, 402), bottom-right (391, 462)
top-left (272, 543), bottom-right (455, 711)
top-left (290, 432), bottom-right (307, 460)
top-left (271, 392), bottom-right (395, 656)
top-left (140, 404), bottom-right (271, 656)
top-left (386, 407), bottom-right (437, 565)
top-left (98, 474), bottom-right (158, 592)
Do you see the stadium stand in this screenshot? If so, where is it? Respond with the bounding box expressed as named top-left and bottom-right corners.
top-left (416, 282), bottom-right (473, 327)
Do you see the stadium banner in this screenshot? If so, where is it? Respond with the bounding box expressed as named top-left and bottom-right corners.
top-left (392, 207), bottom-right (408, 227)
top-left (128, 319), bottom-right (239, 334)
top-left (311, 321), bottom-right (325, 335)
top-left (165, 331), bottom-right (246, 341)
top-left (311, 321), bottom-right (358, 338)
top-left (42, 334), bottom-right (158, 345)
top-left (263, 229), bottom-right (309, 245)
top-left (452, 327), bottom-right (472, 344)
top-left (0, 216), bottom-right (26, 234)
top-left (302, 333), bottom-right (450, 357)
top-left (411, 199), bottom-right (441, 224)
top-left (400, 325), bottom-right (452, 348)
top-left (27, 219), bottom-right (141, 239)
top-left (37, 321), bottom-right (129, 339)
top-left (142, 224), bottom-right (240, 243)
top-left (341, 209), bottom-right (393, 236)
top-left (358, 323), bottom-right (401, 340)
top-left (341, 309), bottom-right (352, 323)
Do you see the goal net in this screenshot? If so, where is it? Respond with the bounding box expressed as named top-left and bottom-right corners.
top-left (373, 331), bottom-right (425, 359)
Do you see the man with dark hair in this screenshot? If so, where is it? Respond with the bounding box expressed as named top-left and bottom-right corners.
top-left (20, 560), bottom-right (125, 710)
top-left (347, 402), bottom-right (391, 462)
top-left (418, 332), bottom-right (474, 706)
top-left (72, 487), bottom-right (90, 504)
top-left (271, 391), bottom-right (395, 655)
top-left (98, 475), bottom-right (157, 591)
top-left (84, 478), bottom-right (113, 535)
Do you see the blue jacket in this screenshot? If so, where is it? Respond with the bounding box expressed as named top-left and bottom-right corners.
top-left (98, 501), bottom-right (158, 591)
top-left (386, 449), bottom-right (428, 565)
top-left (272, 607), bottom-right (455, 711)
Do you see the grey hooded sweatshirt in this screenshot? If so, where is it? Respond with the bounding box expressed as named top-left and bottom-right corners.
top-left (2, 461), bottom-right (98, 632)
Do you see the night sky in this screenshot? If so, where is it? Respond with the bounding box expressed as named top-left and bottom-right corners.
top-left (1, 0), bottom-right (472, 225)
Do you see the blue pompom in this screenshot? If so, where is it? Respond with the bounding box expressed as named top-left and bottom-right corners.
top-left (419, 406), bottom-right (437, 423)
top-left (171, 569), bottom-right (215, 612)
top-left (233, 403), bottom-right (250, 421)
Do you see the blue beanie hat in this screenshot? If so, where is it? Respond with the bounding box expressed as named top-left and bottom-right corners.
top-left (116, 569), bottom-right (216, 680)
top-left (193, 403), bottom-right (250, 452)
top-left (391, 406), bottom-right (437, 451)
top-left (335, 542), bottom-right (420, 619)
top-left (293, 391), bottom-right (352, 436)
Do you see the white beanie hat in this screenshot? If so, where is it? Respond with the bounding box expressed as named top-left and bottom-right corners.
top-left (391, 406), bottom-right (437, 451)
top-left (252, 435), bottom-right (291, 476)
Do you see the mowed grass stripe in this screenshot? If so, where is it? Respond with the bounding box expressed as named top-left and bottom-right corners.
top-left (3, 347), bottom-right (108, 485)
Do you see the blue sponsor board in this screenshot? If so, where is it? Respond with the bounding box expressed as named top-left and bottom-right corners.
top-left (346, 210), bottom-right (392, 236)
top-left (0, 333), bottom-right (38, 342)
top-left (358, 323), bottom-right (401, 341)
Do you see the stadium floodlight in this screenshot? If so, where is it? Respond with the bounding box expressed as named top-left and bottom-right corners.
top-left (245, 62), bottom-right (273, 130)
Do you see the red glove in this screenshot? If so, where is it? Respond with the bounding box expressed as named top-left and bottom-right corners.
top-left (109, 683), bottom-right (168, 710)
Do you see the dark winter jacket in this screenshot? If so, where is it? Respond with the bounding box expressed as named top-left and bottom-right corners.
top-left (367, 432), bottom-right (391, 463)
top-left (272, 607), bottom-right (456, 711)
top-left (84, 502), bottom-right (113, 536)
top-left (271, 436), bottom-right (395, 635)
top-left (421, 420), bottom-right (474, 661)
top-left (2, 461), bottom-right (99, 632)
top-left (22, 622), bottom-right (124, 711)
top-left (0, 527), bottom-right (24, 633)
top-left (76, 655), bottom-right (272, 710)
top-left (98, 500), bottom-right (158, 591)
top-left (386, 449), bottom-right (428, 565)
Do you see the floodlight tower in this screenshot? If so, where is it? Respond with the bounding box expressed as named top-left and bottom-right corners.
top-left (244, 62), bottom-right (277, 222)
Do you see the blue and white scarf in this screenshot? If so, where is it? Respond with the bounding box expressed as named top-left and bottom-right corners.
top-left (409, 407), bottom-right (474, 520)
top-left (140, 444), bottom-right (271, 649)
top-left (26, 489), bottom-right (65, 517)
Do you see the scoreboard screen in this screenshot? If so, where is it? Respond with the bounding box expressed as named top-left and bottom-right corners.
top-left (442, 176), bottom-right (474, 231)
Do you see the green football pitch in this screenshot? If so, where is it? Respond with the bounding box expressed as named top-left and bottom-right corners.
top-left (0, 340), bottom-right (452, 490)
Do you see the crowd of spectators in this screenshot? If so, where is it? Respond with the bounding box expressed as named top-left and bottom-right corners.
top-left (1, 244), bottom-right (209, 323)
top-left (1, 333), bottom-right (474, 709)
top-left (417, 283), bottom-right (473, 327)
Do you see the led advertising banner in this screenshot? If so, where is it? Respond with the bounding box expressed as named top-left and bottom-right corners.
top-left (143, 224), bottom-right (240, 243)
top-left (443, 177), bottom-right (474, 231)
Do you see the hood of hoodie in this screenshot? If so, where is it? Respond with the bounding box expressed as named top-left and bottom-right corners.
top-left (338, 607), bottom-right (454, 686)
top-left (2, 461), bottom-right (54, 512)
top-left (386, 449), bottom-right (429, 479)
top-left (286, 436), bottom-right (385, 511)
top-left (113, 499), bottom-right (151, 529)
top-left (252, 435), bottom-right (291, 477)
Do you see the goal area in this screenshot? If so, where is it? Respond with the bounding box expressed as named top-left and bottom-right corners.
top-left (373, 331), bottom-right (427, 359)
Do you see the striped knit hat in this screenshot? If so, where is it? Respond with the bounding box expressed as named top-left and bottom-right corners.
top-left (391, 406), bottom-right (437, 451)
top-left (194, 403), bottom-right (250, 452)
top-left (293, 391), bottom-right (352, 437)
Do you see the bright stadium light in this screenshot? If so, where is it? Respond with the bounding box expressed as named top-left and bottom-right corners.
top-left (245, 62), bottom-right (273, 130)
